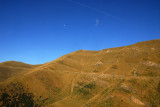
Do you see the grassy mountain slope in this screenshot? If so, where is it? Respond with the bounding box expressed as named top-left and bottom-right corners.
top-left (0, 61), bottom-right (41, 82)
top-left (0, 39), bottom-right (160, 107)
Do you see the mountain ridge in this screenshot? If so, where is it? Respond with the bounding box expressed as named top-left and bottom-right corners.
top-left (0, 39), bottom-right (160, 107)
top-left (1, 39), bottom-right (159, 65)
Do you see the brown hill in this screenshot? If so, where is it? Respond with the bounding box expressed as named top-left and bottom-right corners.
top-left (0, 61), bottom-right (34, 68)
top-left (0, 61), bottom-right (41, 82)
top-left (0, 39), bottom-right (160, 107)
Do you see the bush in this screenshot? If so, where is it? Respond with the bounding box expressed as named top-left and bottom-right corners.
top-left (84, 83), bottom-right (95, 89)
top-left (0, 82), bottom-right (34, 107)
top-left (0, 82), bottom-right (48, 107)
top-left (73, 82), bottom-right (96, 96)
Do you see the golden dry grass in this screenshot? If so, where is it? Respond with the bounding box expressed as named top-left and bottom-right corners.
top-left (0, 39), bottom-right (160, 106)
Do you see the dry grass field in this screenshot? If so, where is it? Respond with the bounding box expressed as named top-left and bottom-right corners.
top-left (0, 39), bottom-right (160, 107)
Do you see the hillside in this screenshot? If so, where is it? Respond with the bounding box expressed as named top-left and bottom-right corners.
top-left (0, 39), bottom-right (160, 107)
top-left (0, 61), bottom-right (41, 82)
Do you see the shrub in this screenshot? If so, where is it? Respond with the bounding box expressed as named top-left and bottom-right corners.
top-left (84, 83), bottom-right (95, 89)
top-left (0, 82), bottom-right (34, 107)
top-left (0, 82), bottom-right (48, 106)
top-left (73, 82), bottom-right (96, 96)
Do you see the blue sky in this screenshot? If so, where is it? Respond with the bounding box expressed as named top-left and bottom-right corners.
top-left (0, 0), bottom-right (160, 64)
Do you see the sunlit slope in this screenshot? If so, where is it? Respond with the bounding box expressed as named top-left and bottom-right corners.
top-left (0, 61), bottom-right (41, 82)
top-left (45, 39), bottom-right (160, 77)
top-left (0, 64), bottom-right (77, 106)
top-left (53, 73), bottom-right (160, 107)
top-left (0, 39), bottom-right (160, 106)
top-left (0, 61), bottom-right (35, 68)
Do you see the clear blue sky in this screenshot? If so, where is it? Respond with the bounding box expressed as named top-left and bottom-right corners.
top-left (0, 0), bottom-right (160, 64)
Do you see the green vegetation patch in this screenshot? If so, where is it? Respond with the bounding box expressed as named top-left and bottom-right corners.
top-left (73, 82), bottom-right (96, 97)
top-left (0, 82), bottom-right (34, 106)
top-left (83, 83), bottom-right (95, 89)
top-left (119, 88), bottom-right (131, 93)
top-left (0, 82), bottom-right (48, 107)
